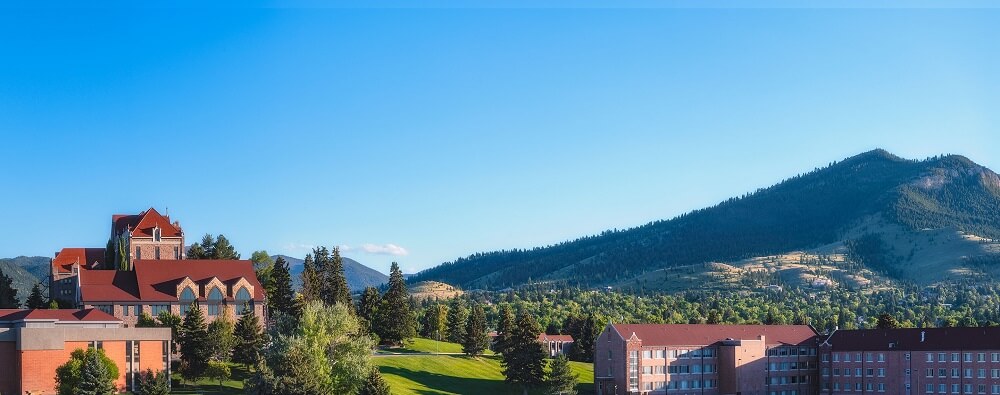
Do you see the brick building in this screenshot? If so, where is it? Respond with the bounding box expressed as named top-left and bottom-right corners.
top-left (540, 334), bottom-right (575, 357)
top-left (0, 309), bottom-right (171, 394)
top-left (595, 324), bottom-right (821, 395)
top-left (51, 208), bottom-right (185, 304)
top-left (819, 327), bottom-right (1000, 395)
top-left (46, 209), bottom-right (267, 326)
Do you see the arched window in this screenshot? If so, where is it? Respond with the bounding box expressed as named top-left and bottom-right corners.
top-left (235, 288), bottom-right (252, 314)
top-left (180, 287), bottom-right (195, 315)
top-left (207, 288), bottom-right (223, 316)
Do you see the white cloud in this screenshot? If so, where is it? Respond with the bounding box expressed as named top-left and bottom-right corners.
top-left (358, 243), bottom-right (409, 257)
top-left (282, 242), bottom-right (316, 253)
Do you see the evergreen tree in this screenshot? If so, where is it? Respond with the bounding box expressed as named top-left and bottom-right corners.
top-left (268, 256), bottom-right (297, 316)
top-left (446, 298), bottom-right (468, 343)
top-left (26, 282), bottom-right (46, 309)
top-left (494, 304), bottom-right (516, 355)
top-left (179, 302), bottom-right (211, 380)
top-left (55, 348), bottom-right (119, 395)
top-left (134, 369), bottom-right (170, 395)
top-left (545, 355), bottom-right (578, 395)
top-left (104, 238), bottom-right (115, 269)
top-left (502, 312), bottom-right (546, 395)
top-left (0, 269), bottom-right (18, 308)
top-left (359, 368), bottom-right (392, 395)
top-left (319, 247), bottom-right (352, 307)
top-left (78, 349), bottom-right (116, 395)
top-left (567, 314), bottom-right (597, 363)
top-left (877, 312), bottom-right (900, 329)
top-left (212, 234), bottom-right (240, 259)
top-left (300, 254), bottom-right (321, 303)
top-left (376, 262), bottom-right (416, 345)
top-left (233, 304), bottom-right (264, 367)
top-left (462, 303), bottom-right (489, 356)
top-left (419, 303), bottom-right (448, 340)
top-left (357, 286), bottom-right (380, 335)
top-left (186, 234), bottom-right (214, 259)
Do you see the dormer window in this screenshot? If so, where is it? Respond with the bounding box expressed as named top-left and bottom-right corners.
top-left (153, 227), bottom-right (161, 241)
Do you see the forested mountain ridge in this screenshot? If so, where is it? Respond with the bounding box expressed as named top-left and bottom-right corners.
top-left (410, 149), bottom-right (1000, 289)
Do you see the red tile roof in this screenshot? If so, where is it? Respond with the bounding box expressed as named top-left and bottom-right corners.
top-left (539, 334), bottom-right (574, 342)
top-left (52, 247), bottom-right (106, 273)
top-left (113, 208), bottom-right (182, 238)
top-left (824, 327), bottom-right (1000, 351)
top-left (0, 308), bottom-right (120, 322)
top-left (611, 324), bottom-right (819, 347)
top-left (79, 259), bottom-right (264, 303)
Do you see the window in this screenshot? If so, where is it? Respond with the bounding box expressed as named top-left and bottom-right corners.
top-left (878, 368), bottom-right (885, 377)
top-left (879, 383), bottom-right (885, 392)
top-left (928, 353), bottom-right (935, 362)
top-left (992, 369), bottom-right (999, 379)
top-left (993, 353), bottom-right (999, 363)
top-left (992, 385), bottom-right (999, 395)
top-left (965, 384), bottom-right (972, 394)
top-left (208, 288), bottom-right (223, 316)
top-left (939, 368), bottom-right (947, 377)
top-left (628, 351), bottom-right (638, 391)
top-left (941, 384), bottom-right (947, 394)
top-left (151, 305), bottom-right (169, 315)
top-left (867, 383), bottom-right (874, 391)
top-left (927, 368), bottom-right (934, 378)
top-left (980, 369), bottom-right (986, 378)
top-left (928, 384), bottom-right (936, 394)
top-left (878, 353), bottom-right (885, 362)
top-left (123, 305), bottom-right (131, 316)
top-left (966, 353), bottom-right (974, 362)
top-left (953, 353), bottom-right (960, 362)
top-left (236, 288), bottom-right (250, 316)
top-left (952, 368), bottom-right (960, 378)
top-left (979, 353), bottom-right (986, 362)
top-left (136, 246), bottom-right (141, 260)
top-left (642, 350), bottom-right (652, 359)
top-left (155, 246), bottom-right (160, 260)
top-left (823, 353), bottom-right (830, 362)
top-left (834, 368), bottom-right (841, 376)
top-left (940, 353), bottom-right (947, 362)
top-left (655, 350), bottom-right (665, 359)
top-left (953, 384), bottom-right (960, 394)
top-left (980, 385), bottom-right (987, 394)
top-left (180, 287), bottom-right (196, 315)
top-left (856, 368), bottom-right (862, 377)
top-left (174, 246), bottom-right (179, 259)
top-left (94, 305), bottom-right (112, 314)
top-left (966, 368), bottom-right (973, 378)
top-left (834, 353), bottom-right (840, 362)
top-left (866, 353), bottom-right (873, 362)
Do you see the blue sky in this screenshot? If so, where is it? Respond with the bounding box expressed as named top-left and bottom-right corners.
top-left (1, 5), bottom-right (998, 274)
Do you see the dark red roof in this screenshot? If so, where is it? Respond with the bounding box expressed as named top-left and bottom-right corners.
top-left (80, 259), bottom-right (264, 303)
top-left (52, 247), bottom-right (106, 273)
top-left (0, 308), bottom-right (120, 322)
top-left (113, 208), bottom-right (181, 238)
top-left (539, 334), bottom-right (574, 342)
top-left (824, 327), bottom-right (1000, 351)
top-left (611, 324), bottom-right (819, 346)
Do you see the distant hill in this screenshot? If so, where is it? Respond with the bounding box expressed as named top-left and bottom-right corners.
top-left (410, 150), bottom-right (1000, 290)
top-left (271, 254), bottom-right (388, 291)
top-left (0, 256), bottom-right (50, 304)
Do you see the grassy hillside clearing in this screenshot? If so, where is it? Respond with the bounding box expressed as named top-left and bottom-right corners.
top-left (375, 354), bottom-right (594, 395)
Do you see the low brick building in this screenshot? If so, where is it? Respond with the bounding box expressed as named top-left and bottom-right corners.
top-left (540, 334), bottom-right (575, 357)
top-left (819, 327), bottom-right (1000, 395)
top-left (0, 309), bottom-right (171, 394)
top-left (595, 324), bottom-right (821, 395)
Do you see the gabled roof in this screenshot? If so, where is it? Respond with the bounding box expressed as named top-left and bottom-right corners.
top-left (825, 327), bottom-right (1000, 351)
top-left (52, 247), bottom-right (106, 273)
top-left (539, 334), bottom-right (574, 342)
top-left (611, 324), bottom-right (819, 347)
top-left (113, 207), bottom-right (182, 238)
top-left (79, 260), bottom-right (264, 303)
top-left (0, 308), bottom-right (120, 323)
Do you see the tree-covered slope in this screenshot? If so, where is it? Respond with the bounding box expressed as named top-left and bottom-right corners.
top-left (0, 256), bottom-right (50, 304)
top-left (411, 150), bottom-right (1000, 289)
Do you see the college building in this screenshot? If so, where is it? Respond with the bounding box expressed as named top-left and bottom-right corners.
top-left (596, 324), bottom-right (1000, 395)
top-left (0, 309), bottom-right (171, 395)
top-left (48, 208), bottom-right (266, 326)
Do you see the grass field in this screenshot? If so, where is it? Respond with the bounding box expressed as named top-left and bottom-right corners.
top-left (378, 337), bottom-right (494, 355)
top-left (375, 354), bottom-right (594, 395)
top-left (170, 363), bottom-right (247, 395)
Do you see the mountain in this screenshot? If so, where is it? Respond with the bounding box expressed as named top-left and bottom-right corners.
top-left (410, 150), bottom-right (1000, 290)
top-left (271, 254), bottom-right (389, 292)
top-left (0, 256), bottom-right (50, 304)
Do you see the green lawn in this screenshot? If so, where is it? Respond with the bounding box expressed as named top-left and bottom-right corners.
top-left (379, 337), bottom-right (494, 355)
top-left (169, 363), bottom-right (247, 395)
top-left (375, 354), bottom-right (594, 395)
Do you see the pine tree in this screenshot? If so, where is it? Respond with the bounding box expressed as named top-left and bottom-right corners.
top-left (212, 234), bottom-right (240, 259)
top-left (233, 305), bottom-right (264, 367)
top-left (300, 254), bottom-right (321, 303)
top-left (545, 355), bottom-right (578, 395)
top-left (26, 283), bottom-right (46, 309)
top-left (316, 247), bottom-right (351, 307)
top-left (0, 269), bottom-right (18, 308)
top-left (134, 369), bottom-right (170, 395)
top-left (357, 286), bottom-right (380, 334)
top-left (446, 298), bottom-right (468, 343)
top-left (376, 262), bottom-right (415, 345)
top-left (179, 302), bottom-right (211, 380)
top-left (268, 256), bottom-right (297, 316)
top-left (462, 303), bottom-right (489, 356)
top-left (494, 304), bottom-right (515, 355)
top-left (502, 312), bottom-right (546, 395)
top-left (78, 350), bottom-right (116, 395)
top-left (419, 303), bottom-right (448, 340)
top-left (567, 314), bottom-right (597, 363)
top-left (359, 368), bottom-right (391, 395)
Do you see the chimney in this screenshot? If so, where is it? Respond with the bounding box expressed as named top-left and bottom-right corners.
top-left (921, 331), bottom-right (926, 342)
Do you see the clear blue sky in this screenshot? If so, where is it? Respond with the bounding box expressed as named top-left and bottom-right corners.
top-left (1, 5), bottom-right (998, 274)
